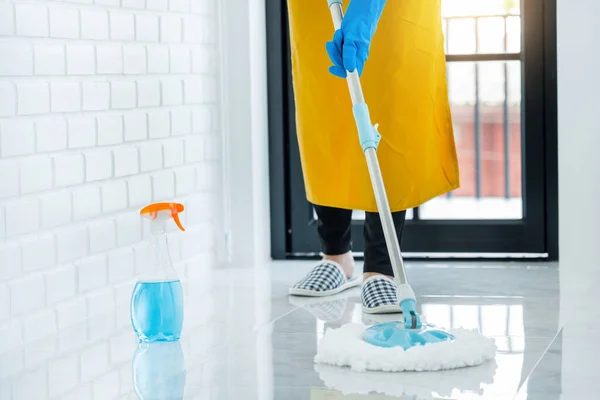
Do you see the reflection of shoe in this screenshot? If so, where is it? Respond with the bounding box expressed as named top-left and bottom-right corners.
top-left (289, 261), bottom-right (360, 297)
top-left (289, 296), bottom-right (348, 322)
top-left (361, 275), bottom-right (401, 314)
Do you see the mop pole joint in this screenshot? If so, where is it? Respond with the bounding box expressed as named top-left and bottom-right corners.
top-left (400, 299), bottom-right (422, 330)
top-left (352, 102), bottom-right (381, 151)
top-left (397, 283), bottom-right (421, 329)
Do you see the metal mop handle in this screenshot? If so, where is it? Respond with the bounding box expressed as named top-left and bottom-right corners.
top-left (326, 0), bottom-right (420, 328)
top-left (326, 0), bottom-right (407, 286)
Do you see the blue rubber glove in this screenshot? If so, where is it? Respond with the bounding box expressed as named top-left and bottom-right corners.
top-left (326, 0), bottom-right (387, 78)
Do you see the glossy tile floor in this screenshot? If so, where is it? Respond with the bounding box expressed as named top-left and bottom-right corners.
top-left (2, 259), bottom-right (599, 399)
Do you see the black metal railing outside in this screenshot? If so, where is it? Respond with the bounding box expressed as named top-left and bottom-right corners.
top-left (441, 14), bottom-right (521, 203)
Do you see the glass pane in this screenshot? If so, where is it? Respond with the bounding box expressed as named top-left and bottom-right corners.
top-left (442, 0), bottom-right (520, 18)
top-left (506, 16), bottom-right (521, 53)
top-left (446, 18), bottom-right (476, 55)
top-left (477, 17), bottom-right (506, 53)
top-left (443, 0), bottom-right (521, 55)
top-left (420, 60), bottom-right (522, 220)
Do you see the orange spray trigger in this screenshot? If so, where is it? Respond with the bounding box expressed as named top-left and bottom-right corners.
top-left (172, 213), bottom-right (185, 231)
top-left (140, 202), bottom-right (185, 231)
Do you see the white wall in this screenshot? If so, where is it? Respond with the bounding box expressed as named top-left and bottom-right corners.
top-left (557, 0), bottom-right (600, 263)
top-left (0, 0), bottom-right (224, 393)
top-left (557, 0), bottom-right (600, 396)
top-left (218, 0), bottom-right (271, 269)
top-left (557, 0), bottom-right (600, 309)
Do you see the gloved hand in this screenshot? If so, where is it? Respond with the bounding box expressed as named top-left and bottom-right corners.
top-left (326, 0), bottom-right (387, 78)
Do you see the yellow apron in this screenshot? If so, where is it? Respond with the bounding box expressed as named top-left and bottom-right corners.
top-left (287, 0), bottom-right (460, 212)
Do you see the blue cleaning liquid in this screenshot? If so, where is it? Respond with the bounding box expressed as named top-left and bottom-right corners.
top-left (130, 280), bottom-right (184, 343)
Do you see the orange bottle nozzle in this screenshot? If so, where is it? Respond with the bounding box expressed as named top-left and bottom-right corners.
top-left (140, 202), bottom-right (185, 231)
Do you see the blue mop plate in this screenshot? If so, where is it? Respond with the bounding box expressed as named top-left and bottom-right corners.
top-left (363, 321), bottom-right (455, 349)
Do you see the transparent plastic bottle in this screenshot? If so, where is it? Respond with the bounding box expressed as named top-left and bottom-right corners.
top-left (131, 202), bottom-right (185, 343)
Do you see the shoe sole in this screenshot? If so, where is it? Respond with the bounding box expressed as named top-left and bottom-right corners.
top-left (288, 277), bottom-right (360, 297)
top-left (362, 304), bottom-right (402, 314)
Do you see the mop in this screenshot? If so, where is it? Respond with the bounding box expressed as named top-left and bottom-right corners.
top-left (314, 0), bottom-right (497, 372)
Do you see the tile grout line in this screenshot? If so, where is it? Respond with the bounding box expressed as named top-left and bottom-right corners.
top-left (513, 325), bottom-right (564, 399)
top-left (252, 304), bottom-right (302, 333)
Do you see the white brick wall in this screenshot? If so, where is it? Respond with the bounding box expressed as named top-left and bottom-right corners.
top-left (0, 0), bottom-right (223, 392)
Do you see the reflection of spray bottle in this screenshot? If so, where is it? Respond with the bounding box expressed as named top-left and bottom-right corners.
top-left (131, 202), bottom-right (185, 343)
top-left (133, 341), bottom-right (186, 400)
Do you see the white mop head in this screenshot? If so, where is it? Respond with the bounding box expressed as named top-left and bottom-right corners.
top-left (314, 323), bottom-right (497, 372)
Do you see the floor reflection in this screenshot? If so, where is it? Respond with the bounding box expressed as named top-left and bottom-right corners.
top-left (132, 341), bottom-right (186, 399)
top-left (314, 360), bottom-right (497, 399)
top-left (273, 262), bottom-right (561, 399)
top-left (0, 261), bottom-right (566, 399)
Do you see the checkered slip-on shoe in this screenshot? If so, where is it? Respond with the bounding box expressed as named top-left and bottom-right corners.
top-left (361, 275), bottom-right (402, 314)
top-left (289, 261), bottom-right (360, 297)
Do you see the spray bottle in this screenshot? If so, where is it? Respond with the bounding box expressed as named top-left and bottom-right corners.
top-left (130, 202), bottom-right (185, 343)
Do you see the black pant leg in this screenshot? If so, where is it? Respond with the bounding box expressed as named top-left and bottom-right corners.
top-left (313, 204), bottom-right (353, 255)
top-left (363, 210), bottom-right (407, 276)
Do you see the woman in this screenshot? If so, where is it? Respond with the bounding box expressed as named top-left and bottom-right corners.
top-left (286, 0), bottom-right (459, 314)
